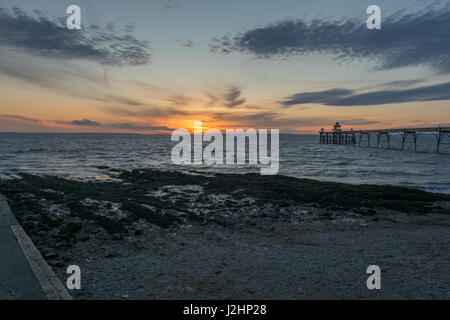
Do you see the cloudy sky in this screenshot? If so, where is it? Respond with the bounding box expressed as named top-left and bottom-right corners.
top-left (0, 0), bottom-right (449, 133)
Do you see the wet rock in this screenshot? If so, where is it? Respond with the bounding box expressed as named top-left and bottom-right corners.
top-left (60, 254), bottom-right (72, 263)
top-left (66, 222), bottom-right (83, 233)
top-left (121, 202), bottom-right (179, 229)
top-left (358, 207), bottom-right (377, 216)
top-left (204, 230), bottom-right (225, 241)
top-left (47, 260), bottom-right (65, 268)
top-left (104, 250), bottom-right (121, 258)
top-left (43, 252), bottom-right (59, 260)
top-left (111, 233), bottom-right (123, 240)
top-left (1, 168), bottom-right (449, 258)
top-left (79, 234), bottom-right (90, 242)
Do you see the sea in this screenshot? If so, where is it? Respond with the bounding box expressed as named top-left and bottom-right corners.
top-left (0, 133), bottom-right (449, 194)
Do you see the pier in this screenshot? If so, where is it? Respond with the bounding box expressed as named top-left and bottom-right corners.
top-left (319, 122), bottom-right (450, 153)
top-left (0, 194), bottom-right (71, 300)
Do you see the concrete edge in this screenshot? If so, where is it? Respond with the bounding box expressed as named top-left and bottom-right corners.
top-left (0, 196), bottom-right (72, 300)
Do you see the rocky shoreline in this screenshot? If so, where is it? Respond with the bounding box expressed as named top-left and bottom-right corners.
top-left (1, 169), bottom-right (449, 299)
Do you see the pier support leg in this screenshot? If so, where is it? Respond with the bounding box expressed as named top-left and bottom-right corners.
top-left (434, 133), bottom-right (444, 153)
top-left (414, 133), bottom-right (418, 151)
top-left (385, 133), bottom-right (391, 149)
top-left (401, 133), bottom-right (407, 150)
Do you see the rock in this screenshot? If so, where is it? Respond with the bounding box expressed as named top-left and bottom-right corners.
top-left (359, 207), bottom-right (377, 216)
top-left (43, 252), bottom-right (59, 260)
top-left (79, 234), bottom-right (90, 242)
top-left (204, 230), bottom-right (225, 241)
top-left (67, 222), bottom-right (83, 233)
top-left (60, 254), bottom-right (72, 262)
top-left (47, 260), bottom-right (65, 268)
top-left (104, 250), bottom-right (120, 258)
top-left (359, 223), bottom-right (369, 228)
top-left (111, 233), bottom-right (122, 240)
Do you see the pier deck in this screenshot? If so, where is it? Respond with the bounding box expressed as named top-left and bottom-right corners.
top-left (319, 125), bottom-right (450, 152)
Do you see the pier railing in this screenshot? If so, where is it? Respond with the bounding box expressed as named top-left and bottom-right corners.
top-left (319, 126), bottom-right (450, 153)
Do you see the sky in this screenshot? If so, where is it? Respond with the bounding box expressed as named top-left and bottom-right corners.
top-left (0, 0), bottom-right (449, 133)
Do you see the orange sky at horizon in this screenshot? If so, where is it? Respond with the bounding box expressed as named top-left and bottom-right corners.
top-left (2, 76), bottom-right (449, 134)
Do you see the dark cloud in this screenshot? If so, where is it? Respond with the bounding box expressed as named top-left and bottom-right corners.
top-left (282, 89), bottom-right (353, 107)
top-left (167, 95), bottom-right (195, 106)
top-left (0, 114), bottom-right (41, 122)
top-left (124, 23), bottom-right (136, 33)
top-left (212, 111), bottom-right (334, 129)
top-left (212, 112), bottom-right (380, 132)
top-left (0, 60), bottom-right (59, 88)
top-left (381, 79), bottom-right (424, 88)
top-left (106, 22), bottom-right (115, 32)
top-left (224, 86), bottom-right (246, 108)
top-left (56, 119), bottom-right (101, 126)
top-left (163, 0), bottom-right (179, 9)
top-left (205, 93), bottom-right (220, 106)
top-left (175, 39), bottom-right (195, 48)
top-left (111, 123), bottom-right (173, 131)
top-left (340, 119), bottom-right (380, 126)
top-left (0, 49), bottom-right (112, 95)
top-left (282, 81), bottom-right (450, 106)
top-left (71, 119), bottom-right (101, 126)
top-left (211, 6), bottom-right (450, 73)
top-left (0, 53), bottom-right (144, 104)
top-left (105, 106), bottom-right (190, 118)
top-left (0, 7), bottom-right (151, 66)
top-left (108, 95), bottom-right (142, 106)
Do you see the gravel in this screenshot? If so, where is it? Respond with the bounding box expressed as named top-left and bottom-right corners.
top-left (62, 215), bottom-right (450, 300)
